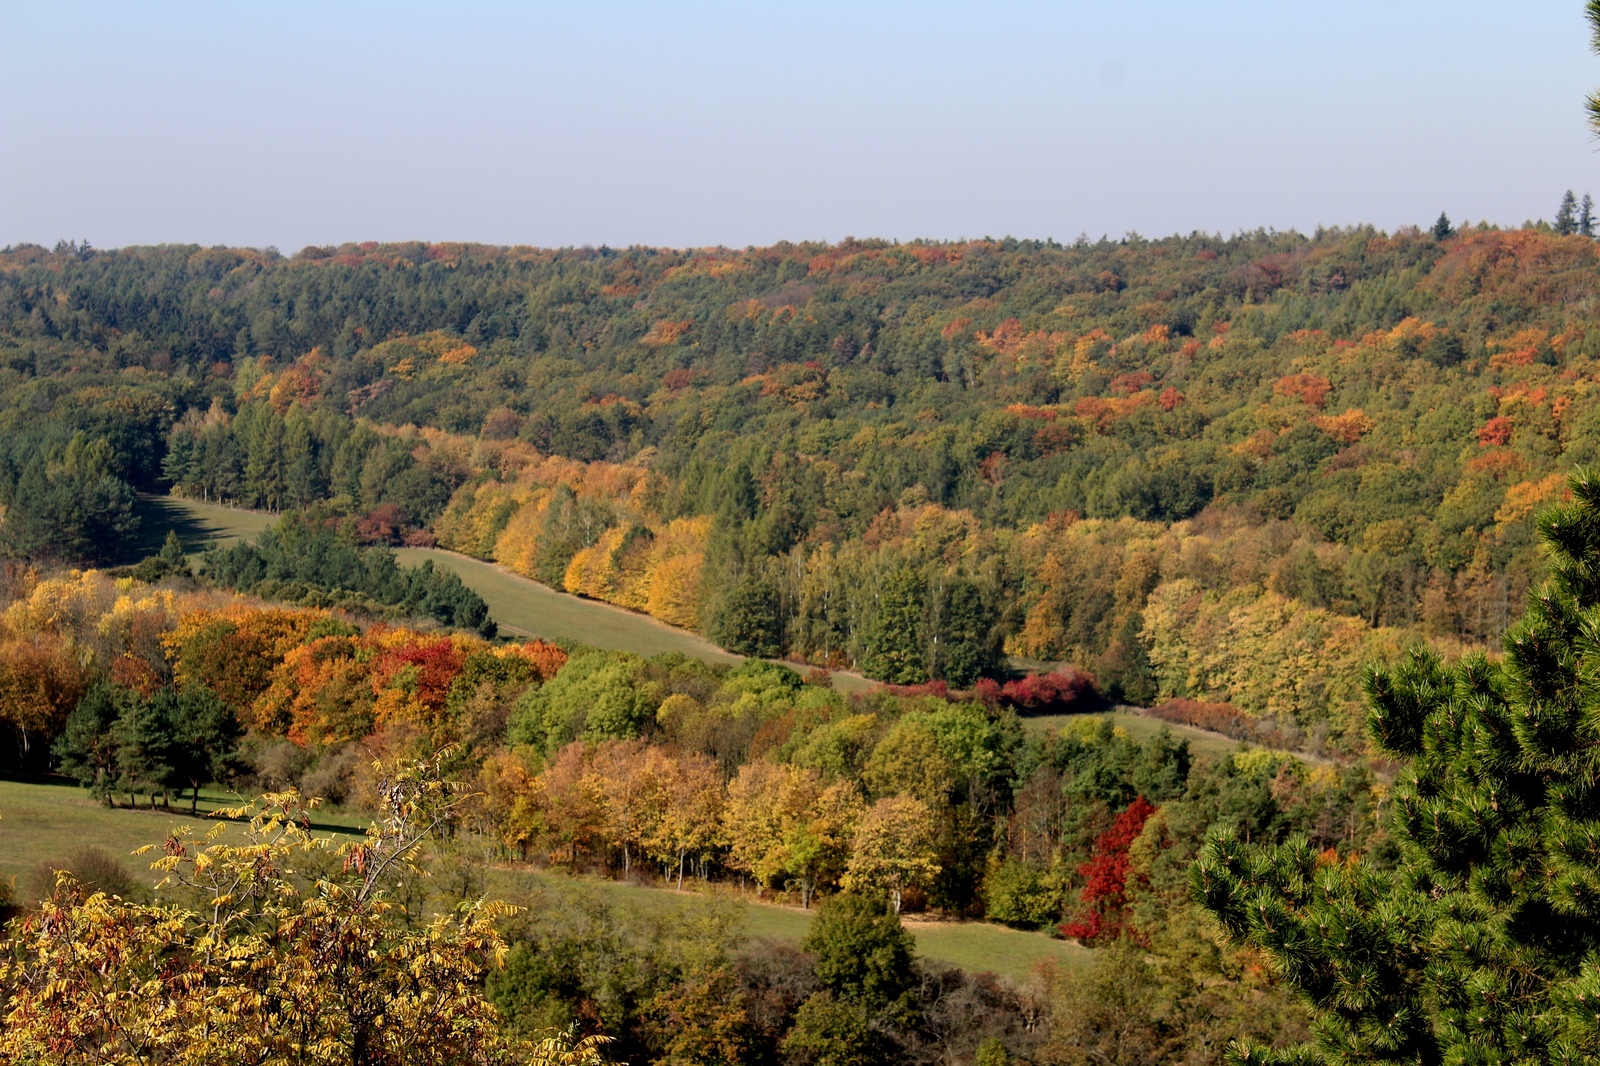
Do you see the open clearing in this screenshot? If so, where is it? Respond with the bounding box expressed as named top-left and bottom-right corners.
top-left (2, 778), bottom-right (1087, 983)
top-left (1019, 708), bottom-right (1245, 760)
top-left (144, 495), bottom-right (874, 692)
top-left (0, 776), bottom-right (367, 889)
top-left (486, 868), bottom-right (1090, 982)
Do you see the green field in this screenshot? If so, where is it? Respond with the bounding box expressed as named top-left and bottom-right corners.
top-left (468, 867), bottom-right (1089, 983)
top-left (1020, 708), bottom-right (1245, 760)
top-left (0, 776), bottom-right (368, 889)
top-left (143, 495), bottom-right (875, 692)
top-left (2, 778), bottom-right (1085, 982)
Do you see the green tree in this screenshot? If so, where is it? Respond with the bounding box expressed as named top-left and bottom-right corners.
top-left (859, 565), bottom-right (927, 684)
top-left (1557, 189), bottom-right (1580, 235)
top-left (1192, 468), bottom-right (1600, 1064)
top-left (710, 567), bottom-right (783, 658)
top-left (110, 693), bottom-right (177, 807)
top-left (154, 685), bottom-right (241, 814)
top-left (1430, 212), bottom-right (1454, 241)
top-left (53, 683), bottom-right (134, 804)
top-left (782, 993), bottom-right (881, 1066)
top-left (157, 530), bottom-right (189, 575)
top-left (508, 651), bottom-right (655, 754)
top-left (801, 892), bottom-right (918, 1016)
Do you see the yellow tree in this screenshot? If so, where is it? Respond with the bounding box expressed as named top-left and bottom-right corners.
top-left (646, 749), bottom-right (725, 889)
top-left (722, 759), bottom-right (821, 892)
top-left (782, 780), bottom-right (865, 908)
top-left (586, 739), bottom-right (667, 876)
top-left (0, 751), bottom-right (613, 1065)
top-left (842, 794), bottom-right (942, 913)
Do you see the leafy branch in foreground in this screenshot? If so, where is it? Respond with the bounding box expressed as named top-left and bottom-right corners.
top-left (0, 750), bottom-right (610, 1066)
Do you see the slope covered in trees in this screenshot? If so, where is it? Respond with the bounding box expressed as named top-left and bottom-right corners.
top-left (3, 225), bottom-right (1598, 746)
top-left (0, 561), bottom-right (1363, 1062)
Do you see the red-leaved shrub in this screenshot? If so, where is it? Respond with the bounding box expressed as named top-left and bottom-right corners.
top-left (1146, 698), bottom-right (1297, 750)
top-left (975, 668), bottom-right (1100, 715)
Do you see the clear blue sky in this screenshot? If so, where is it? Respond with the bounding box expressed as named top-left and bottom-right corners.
top-left (3, 1), bottom-right (1596, 251)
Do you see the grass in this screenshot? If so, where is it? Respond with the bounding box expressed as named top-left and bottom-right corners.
top-left (143, 494), bottom-right (875, 693)
top-left (0, 776), bottom-right (368, 890)
top-left (1020, 708), bottom-right (1245, 760)
top-left (486, 866), bottom-right (1091, 983)
top-left (1, 777), bottom-right (1087, 983)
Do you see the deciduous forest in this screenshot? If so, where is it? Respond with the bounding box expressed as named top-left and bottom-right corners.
top-left (4, 219), bottom-right (1600, 1064)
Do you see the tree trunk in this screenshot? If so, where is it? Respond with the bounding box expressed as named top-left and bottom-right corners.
top-left (190, 783), bottom-right (200, 816)
top-left (677, 850), bottom-right (686, 891)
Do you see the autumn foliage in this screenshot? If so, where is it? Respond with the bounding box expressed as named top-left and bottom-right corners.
top-left (1060, 795), bottom-right (1158, 944)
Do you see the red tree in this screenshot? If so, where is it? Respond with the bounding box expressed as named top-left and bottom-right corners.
top-left (1061, 795), bottom-right (1157, 944)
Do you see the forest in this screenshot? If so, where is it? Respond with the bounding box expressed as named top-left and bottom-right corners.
top-left (1, 224), bottom-right (1597, 747)
top-left (4, 223), bottom-right (1600, 1063)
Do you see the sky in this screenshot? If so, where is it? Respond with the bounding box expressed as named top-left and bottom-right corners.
top-left (2, 1), bottom-right (1598, 252)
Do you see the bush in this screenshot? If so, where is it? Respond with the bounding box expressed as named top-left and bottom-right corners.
top-left (1146, 698), bottom-right (1298, 750)
top-left (25, 846), bottom-right (143, 906)
top-left (982, 860), bottom-right (1061, 929)
top-left (975, 668), bottom-right (1100, 715)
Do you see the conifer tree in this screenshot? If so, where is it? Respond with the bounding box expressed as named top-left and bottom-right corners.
top-left (1582, 193), bottom-right (1595, 238)
top-left (1557, 189), bottom-right (1580, 235)
top-left (1430, 211), bottom-right (1454, 241)
top-left (1192, 468), bottom-right (1600, 1065)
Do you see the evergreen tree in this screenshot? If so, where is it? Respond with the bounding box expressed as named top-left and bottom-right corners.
top-left (1192, 467), bottom-right (1600, 1065)
top-left (110, 692), bottom-right (178, 807)
top-left (860, 565), bottom-right (928, 684)
top-left (1430, 211), bottom-right (1454, 241)
top-left (53, 683), bottom-right (133, 805)
top-left (154, 685), bottom-right (241, 814)
top-left (710, 566), bottom-right (783, 658)
top-left (157, 530), bottom-right (189, 575)
top-left (1556, 189), bottom-right (1579, 235)
top-left (925, 576), bottom-right (999, 687)
top-left (1583, 193), bottom-right (1595, 238)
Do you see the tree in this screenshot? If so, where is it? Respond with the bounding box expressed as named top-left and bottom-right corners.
top-left (645, 750), bottom-right (724, 889)
top-left (801, 892), bottom-right (918, 1016)
top-left (842, 794), bottom-right (941, 913)
top-left (710, 567), bottom-right (783, 658)
top-left (0, 752), bottom-right (601, 1065)
top-left (782, 781), bottom-right (864, 908)
top-left (1589, 0), bottom-right (1600, 137)
top-left (1192, 467), bottom-right (1600, 1065)
top-left (53, 682), bottom-right (132, 804)
top-left (1557, 189), bottom-right (1580, 235)
top-left (109, 692), bottom-right (176, 808)
top-left (1584, 193), bottom-right (1596, 238)
top-left (153, 684), bottom-right (241, 813)
top-left (1061, 795), bottom-right (1157, 944)
top-left (723, 759), bottom-right (821, 891)
top-left (1430, 211), bottom-right (1454, 241)
top-left (157, 530), bottom-right (189, 575)
top-left (859, 566), bottom-right (927, 685)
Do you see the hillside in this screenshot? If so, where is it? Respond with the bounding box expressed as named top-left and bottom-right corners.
top-left (2, 226), bottom-right (1598, 752)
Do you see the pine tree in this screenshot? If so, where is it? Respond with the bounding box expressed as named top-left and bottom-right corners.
top-left (1556, 189), bottom-right (1579, 235)
top-left (1431, 211), bottom-right (1454, 241)
top-left (1191, 467), bottom-right (1600, 1064)
top-left (1582, 193), bottom-right (1595, 238)
top-left (157, 530), bottom-right (189, 575)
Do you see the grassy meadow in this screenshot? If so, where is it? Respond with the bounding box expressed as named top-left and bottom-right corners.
top-left (1, 777), bottom-right (1085, 983)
